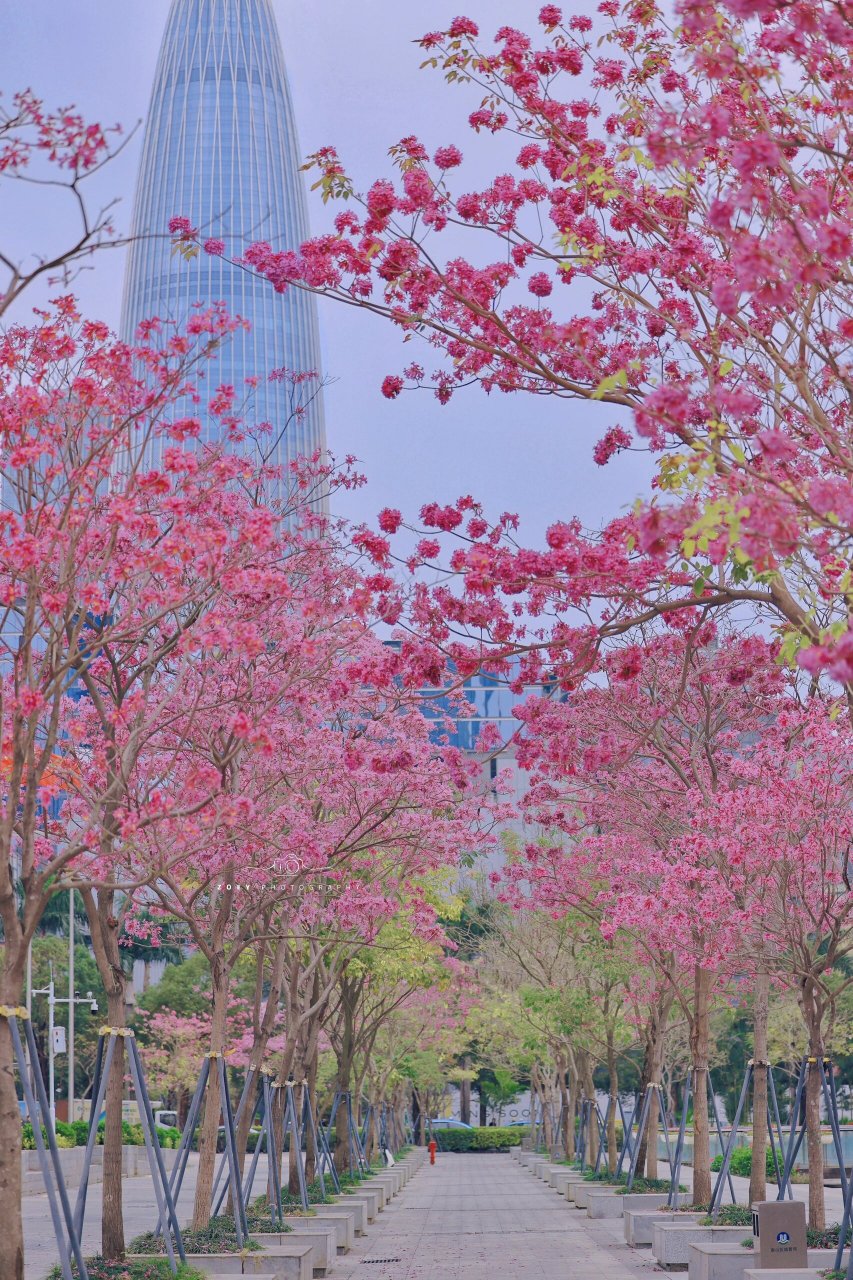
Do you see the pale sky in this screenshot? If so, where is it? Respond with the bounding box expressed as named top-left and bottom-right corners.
top-left (0, 1), bottom-right (652, 539)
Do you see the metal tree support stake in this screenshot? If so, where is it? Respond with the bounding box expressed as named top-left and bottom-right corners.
top-left (709, 1062), bottom-right (754, 1218)
top-left (349, 1092), bottom-right (369, 1173)
top-left (766, 1065), bottom-right (792, 1199)
top-left (302, 1082), bottom-right (337, 1195)
top-left (626, 1082), bottom-right (674, 1190)
top-left (615, 1094), bottom-right (638, 1178)
top-left (709, 1060), bottom-right (794, 1220)
top-left (124, 1032), bottom-right (185, 1270)
top-left (153, 1051), bottom-right (247, 1246)
top-left (668, 1073), bottom-right (692, 1208)
top-left (775, 1057), bottom-right (847, 1203)
top-left (218, 1053), bottom-right (249, 1242)
top-left (282, 1082), bottom-right (310, 1210)
top-left (2, 1006), bottom-right (88, 1280)
top-left (707, 1070), bottom-right (736, 1207)
top-left (75, 1027), bottom-right (184, 1272)
top-left (593, 1097), bottom-right (614, 1176)
top-left (155, 1054), bottom-right (211, 1235)
top-left (211, 1066), bottom-right (258, 1218)
top-left (577, 1097), bottom-right (590, 1170)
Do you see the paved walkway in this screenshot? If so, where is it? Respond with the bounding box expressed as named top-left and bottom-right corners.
top-left (334, 1153), bottom-right (660, 1280)
top-left (24, 1149), bottom-right (849, 1279)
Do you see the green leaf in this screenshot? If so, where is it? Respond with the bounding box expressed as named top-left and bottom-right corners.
top-left (591, 368), bottom-right (628, 400)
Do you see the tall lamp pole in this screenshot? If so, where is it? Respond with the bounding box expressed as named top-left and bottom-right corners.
top-left (32, 971), bottom-right (98, 1123)
top-left (68, 890), bottom-right (75, 1122)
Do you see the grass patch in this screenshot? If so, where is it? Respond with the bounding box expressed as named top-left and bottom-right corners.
top-left (129, 1216), bottom-right (261, 1255)
top-left (699, 1204), bottom-right (752, 1227)
top-left (580, 1170), bottom-right (677, 1194)
top-left (48, 1261), bottom-right (207, 1280)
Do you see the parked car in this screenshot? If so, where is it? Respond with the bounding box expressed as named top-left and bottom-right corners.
top-left (428, 1118), bottom-right (473, 1130)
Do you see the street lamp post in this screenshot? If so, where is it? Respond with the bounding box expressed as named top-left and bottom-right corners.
top-left (32, 969), bottom-right (98, 1124)
top-left (68, 892), bottom-right (74, 1122)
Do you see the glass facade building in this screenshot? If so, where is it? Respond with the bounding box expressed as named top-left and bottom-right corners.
top-left (121, 0), bottom-right (325, 476)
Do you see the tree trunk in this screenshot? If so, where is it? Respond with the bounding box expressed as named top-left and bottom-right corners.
top-left (82, 887), bottom-right (128, 1261)
top-left (691, 965), bottom-right (713, 1208)
top-left (192, 967), bottom-right (229, 1230)
top-left (459, 1058), bottom-right (471, 1126)
top-left (800, 977), bottom-right (826, 1229)
top-left (750, 972), bottom-right (770, 1205)
top-left (607, 1031), bottom-right (619, 1175)
top-left (805, 1059), bottom-right (824, 1229)
top-left (636, 991), bottom-right (672, 1181)
top-left (289, 1077), bottom-right (306, 1196)
top-left (556, 1056), bottom-right (570, 1159)
top-left (305, 1049), bottom-right (319, 1183)
top-left (581, 1056), bottom-right (599, 1168)
top-left (334, 1053), bottom-right (354, 1172)
top-left (566, 1065), bottom-right (577, 1161)
top-left (0, 945), bottom-right (26, 1280)
top-left (102, 988), bottom-right (127, 1259)
top-left (541, 1070), bottom-right (554, 1152)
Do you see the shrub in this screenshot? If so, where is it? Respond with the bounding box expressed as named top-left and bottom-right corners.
top-left (129, 1217), bottom-right (261, 1256)
top-left (617, 1176), bottom-right (684, 1194)
top-left (433, 1125), bottom-right (527, 1152)
top-left (699, 1204), bottom-right (752, 1227)
top-left (22, 1122), bottom-right (74, 1150)
top-left (48, 1261), bottom-right (207, 1279)
top-left (70, 1119), bottom-right (91, 1146)
top-left (710, 1146), bottom-right (777, 1179)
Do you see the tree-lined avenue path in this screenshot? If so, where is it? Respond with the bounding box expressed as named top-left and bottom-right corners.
top-left (25, 1151), bottom-right (848, 1279)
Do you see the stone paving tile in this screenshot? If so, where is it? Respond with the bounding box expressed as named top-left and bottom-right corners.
top-left (332, 1153), bottom-right (664, 1280)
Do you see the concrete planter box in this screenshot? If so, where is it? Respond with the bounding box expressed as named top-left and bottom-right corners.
top-left (625, 1209), bottom-right (704, 1247)
top-left (340, 1189), bottom-right (379, 1221)
top-left (312, 1203), bottom-right (364, 1239)
top-left (361, 1172), bottom-right (394, 1192)
top-left (571, 1181), bottom-right (597, 1209)
top-left (279, 1213), bottom-right (352, 1252)
top-left (587, 1191), bottom-right (625, 1219)
top-left (133, 1252), bottom-right (312, 1280)
top-left (367, 1170), bottom-right (400, 1194)
top-left (358, 1180), bottom-right (387, 1208)
top-left (744, 1272), bottom-right (823, 1280)
top-left (261, 1230), bottom-right (335, 1276)
top-left (690, 1245), bottom-right (848, 1280)
top-left (653, 1223), bottom-right (745, 1270)
top-left (551, 1170), bottom-right (584, 1192)
top-left (619, 1193), bottom-right (670, 1214)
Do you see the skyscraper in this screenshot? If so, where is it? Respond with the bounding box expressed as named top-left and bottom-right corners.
top-left (121, 0), bottom-right (325, 475)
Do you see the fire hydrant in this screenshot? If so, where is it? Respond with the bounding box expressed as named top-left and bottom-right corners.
top-left (428, 1138), bottom-right (437, 1165)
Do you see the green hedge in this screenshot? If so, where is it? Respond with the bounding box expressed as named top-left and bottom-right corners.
top-left (22, 1119), bottom-right (182, 1149)
top-left (710, 1146), bottom-right (776, 1179)
top-left (434, 1126), bottom-right (528, 1152)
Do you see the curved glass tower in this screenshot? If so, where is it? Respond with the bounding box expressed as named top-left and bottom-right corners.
top-left (121, 0), bottom-right (325, 477)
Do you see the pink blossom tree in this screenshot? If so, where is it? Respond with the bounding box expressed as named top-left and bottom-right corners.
top-left (183, 0), bottom-right (853, 687)
top-left (499, 625), bottom-right (789, 1204)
